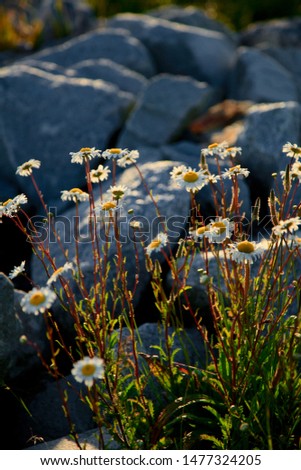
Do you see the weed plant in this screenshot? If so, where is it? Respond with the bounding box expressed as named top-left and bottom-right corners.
top-left (1, 142), bottom-right (301, 449)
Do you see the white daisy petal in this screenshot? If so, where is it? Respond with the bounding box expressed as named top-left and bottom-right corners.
top-left (227, 240), bottom-right (266, 264)
top-left (70, 147), bottom-right (101, 164)
top-left (20, 287), bottom-right (56, 315)
top-left (16, 159), bottom-right (41, 177)
top-left (71, 356), bottom-right (105, 387)
top-left (8, 260), bottom-right (26, 280)
top-left (61, 188), bottom-right (89, 203)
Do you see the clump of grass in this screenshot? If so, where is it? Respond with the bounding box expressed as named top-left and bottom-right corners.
top-left (1, 142), bottom-right (301, 449)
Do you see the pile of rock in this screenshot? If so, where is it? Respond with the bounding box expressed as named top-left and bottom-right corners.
top-left (0, 4), bottom-right (301, 449)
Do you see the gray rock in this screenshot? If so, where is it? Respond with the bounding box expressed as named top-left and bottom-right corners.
top-left (259, 46), bottom-right (301, 102)
top-left (149, 5), bottom-right (236, 41)
top-left (108, 13), bottom-right (236, 88)
top-left (26, 28), bottom-right (156, 77)
top-left (36, 0), bottom-right (96, 43)
top-left (227, 47), bottom-right (298, 103)
top-left (118, 74), bottom-right (220, 148)
top-left (240, 18), bottom-right (301, 48)
top-left (22, 57), bottom-right (148, 95)
top-left (24, 375), bottom-right (94, 442)
top-left (236, 102), bottom-right (301, 198)
top-left (71, 58), bottom-right (148, 95)
top-left (0, 64), bottom-right (134, 209)
top-left (0, 274), bottom-right (18, 382)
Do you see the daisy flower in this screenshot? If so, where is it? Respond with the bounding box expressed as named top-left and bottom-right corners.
top-left (222, 165), bottom-right (250, 180)
top-left (95, 199), bottom-right (118, 214)
top-left (189, 225), bottom-right (209, 240)
top-left (290, 161), bottom-right (301, 183)
top-left (8, 260), bottom-right (26, 280)
top-left (201, 142), bottom-right (228, 158)
top-left (47, 262), bottom-right (74, 285)
top-left (21, 287), bottom-right (56, 315)
top-left (169, 164), bottom-right (188, 180)
top-left (102, 148), bottom-right (129, 160)
top-left (89, 164), bottom-right (111, 183)
top-left (70, 147), bottom-right (101, 164)
top-left (227, 240), bottom-right (266, 264)
top-left (222, 146), bottom-right (242, 159)
top-left (71, 356), bottom-right (105, 387)
top-left (206, 218), bottom-right (235, 244)
top-left (130, 220), bottom-right (143, 229)
top-left (171, 166), bottom-right (207, 193)
top-left (1, 194), bottom-right (28, 217)
top-left (146, 232), bottom-right (168, 255)
top-left (16, 159), bottom-right (41, 177)
top-left (282, 142), bottom-right (301, 159)
top-left (117, 150), bottom-right (139, 168)
top-left (108, 185), bottom-right (128, 201)
top-left (61, 188), bottom-right (89, 203)
top-left (272, 217), bottom-right (301, 236)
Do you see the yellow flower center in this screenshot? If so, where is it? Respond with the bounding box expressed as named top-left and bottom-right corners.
top-left (70, 188), bottom-right (84, 194)
top-left (102, 201), bottom-right (117, 210)
top-left (149, 240), bottom-right (162, 249)
top-left (183, 171), bottom-right (199, 183)
top-left (229, 165), bottom-right (240, 172)
top-left (29, 291), bottom-right (46, 306)
top-left (3, 199), bottom-right (12, 206)
top-left (237, 241), bottom-right (255, 253)
top-left (81, 363), bottom-right (96, 377)
top-left (53, 267), bottom-right (63, 276)
top-left (211, 221), bottom-right (227, 234)
top-left (109, 148), bottom-right (121, 154)
top-left (196, 226), bottom-right (208, 235)
top-left (80, 147), bottom-right (91, 153)
top-left (208, 143), bottom-right (219, 149)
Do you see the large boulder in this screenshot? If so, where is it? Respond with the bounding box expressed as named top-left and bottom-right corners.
top-left (26, 28), bottom-right (156, 77)
top-left (0, 274), bottom-right (18, 383)
top-left (118, 74), bottom-right (220, 149)
top-left (227, 47), bottom-right (298, 103)
top-left (236, 101), bottom-right (301, 201)
top-left (108, 13), bottom-right (236, 88)
top-left (0, 64), bottom-right (134, 208)
top-left (149, 5), bottom-right (236, 40)
top-left (240, 18), bottom-right (301, 48)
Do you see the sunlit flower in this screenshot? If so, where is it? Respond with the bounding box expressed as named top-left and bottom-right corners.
top-left (130, 220), bottom-right (143, 229)
top-left (227, 240), bottom-right (266, 264)
top-left (272, 217), bottom-right (301, 236)
top-left (206, 218), bottom-right (235, 244)
top-left (21, 287), bottom-right (56, 315)
top-left (117, 150), bottom-right (139, 167)
top-left (169, 165), bottom-right (188, 179)
top-left (222, 165), bottom-right (250, 180)
top-left (70, 147), bottom-right (101, 164)
top-left (189, 225), bottom-right (209, 240)
top-left (47, 262), bottom-right (74, 285)
top-left (89, 164), bottom-right (111, 183)
top-left (222, 146), bottom-right (242, 158)
top-left (71, 356), bottom-right (105, 387)
top-left (171, 166), bottom-right (207, 193)
top-left (146, 232), bottom-right (168, 255)
top-left (102, 148), bottom-right (129, 160)
top-left (201, 142), bottom-right (228, 158)
top-left (108, 185), bottom-right (128, 200)
top-left (290, 161), bottom-right (301, 183)
top-left (1, 194), bottom-right (28, 217)
top-left (282, 142), bottom-right (301, 159)
top-left (95, 199), bottom-right (118, 214)
top-left (203, 172), bottom-right (220, 184)
top-left (61, 188), bottom-right (89, 203)
top-left (16, 159), bottom-right (41, 176)
top-left (8, 260), bottom-right (26, 280)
